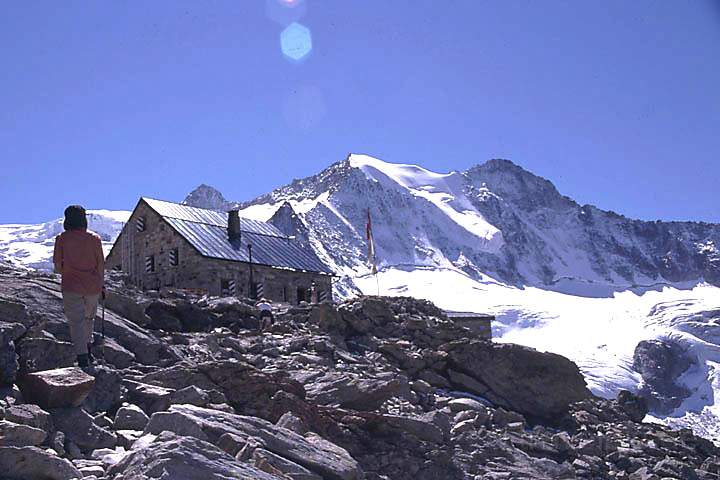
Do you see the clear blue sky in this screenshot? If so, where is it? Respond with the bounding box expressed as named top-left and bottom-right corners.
top-left (2, 1), bottom-right (719, 224)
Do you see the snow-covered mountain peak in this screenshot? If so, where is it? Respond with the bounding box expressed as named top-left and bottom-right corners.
top-left (348, 154), bottom-right (459, 190)
top-left (183, 184), bottom-right (234, 211)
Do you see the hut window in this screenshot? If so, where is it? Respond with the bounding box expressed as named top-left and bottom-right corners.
top-left (221, 279), bottom-right (237, 296)
top-left (169, 248), bottom-right (179, 267)
top-left (145, 255), bottom-right (155, 273)
top-left (136, 216), bottom-right (146, 232)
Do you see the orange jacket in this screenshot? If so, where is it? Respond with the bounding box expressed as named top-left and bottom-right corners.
top-left (53, 229), bottom-right (104, 295)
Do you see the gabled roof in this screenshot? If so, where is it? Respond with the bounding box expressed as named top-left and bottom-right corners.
top-left (141, 197), bottom-right (333, 275)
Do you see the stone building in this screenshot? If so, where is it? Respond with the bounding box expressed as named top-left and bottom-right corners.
top-left (106, 198), bottom-right (333, 303)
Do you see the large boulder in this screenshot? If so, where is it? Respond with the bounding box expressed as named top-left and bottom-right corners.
top-left (0, 420), bottom-right (47, 446)
top-left (4, 404), bottom-right (53, 432)
top-left (145, 404), bottom-right (363, 480)
top-left (123, 380), bottom-right (174, 415)
top-left (304, 371), bottom-right (409, 411)
top-left (0, 446), bottom-right (82, 479)
top-left (140, 360), bottom-right (305, 417)
top-left (18, 367), bottom-right (95, 409)
top-left (16, 336), bottom-right (76, 374)
top-left (145, 299), bottom-right (217, 332)
top-left (444, 340), bottom-right (591, 424)
top-left (103, 289), bottom-right (151, 328)
top-left (114, 404), bottom-right (150, 431)
top-left (107, 431), bottom-right (282, 480)
top-left (99, 337), bottom-right (135, 369)
top-left (50, 407), bottom-right (117, 451)
top-left (94, 309), bottom-right (162, 365)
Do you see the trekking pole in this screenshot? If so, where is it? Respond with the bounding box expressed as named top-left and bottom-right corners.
top-left (101, 287), bottom-right (106, 358)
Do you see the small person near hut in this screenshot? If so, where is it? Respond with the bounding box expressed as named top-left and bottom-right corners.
top-left (256, 298), bottom-right (273, 331)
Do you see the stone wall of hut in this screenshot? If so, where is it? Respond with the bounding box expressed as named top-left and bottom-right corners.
top-left (105, 200), bottom-right (333, 303)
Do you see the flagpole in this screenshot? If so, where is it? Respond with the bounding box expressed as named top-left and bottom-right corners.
top-left (375, 268), bottom-right (380, 297)
top-left (366, 207), bottom-right (380, 297)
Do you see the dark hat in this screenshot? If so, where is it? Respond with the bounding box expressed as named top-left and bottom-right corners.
top-left (63, 205), bottom-right (88, 231)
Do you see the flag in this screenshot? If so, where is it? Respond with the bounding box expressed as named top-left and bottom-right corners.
top-left (366, 208), bottom-right (377, 274)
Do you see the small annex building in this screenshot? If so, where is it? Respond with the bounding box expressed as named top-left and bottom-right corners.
top-left (106, 197), bottom-right (333, 303)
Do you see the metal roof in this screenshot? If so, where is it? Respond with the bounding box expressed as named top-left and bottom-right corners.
top-left (143, 198), bottom-right (332, 275)
top-left (143, 198), bottom-right (282, 237)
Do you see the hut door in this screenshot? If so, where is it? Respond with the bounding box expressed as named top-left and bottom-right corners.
top-left (297, 286), bottom-right (308, 304)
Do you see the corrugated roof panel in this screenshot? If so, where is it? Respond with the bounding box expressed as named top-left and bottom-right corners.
top-left (164, 218), bottom-right (332, 274)
top-left (143, 197), bottom-right (284, 238)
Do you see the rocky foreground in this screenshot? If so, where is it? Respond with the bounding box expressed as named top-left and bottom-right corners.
top-left (0, 264), bottom-right (719, 479)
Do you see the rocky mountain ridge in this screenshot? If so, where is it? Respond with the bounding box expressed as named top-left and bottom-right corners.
top-left (183, 155), bottom-right (720, 291)
top-left (1, 264), bottom-right (719, 479)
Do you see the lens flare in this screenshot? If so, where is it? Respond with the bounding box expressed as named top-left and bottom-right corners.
top-left (280, 22), bottom-right (312, 62)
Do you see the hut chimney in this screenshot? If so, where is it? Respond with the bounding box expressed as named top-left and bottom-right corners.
top-left (228, 210), bottom-right (241, 241)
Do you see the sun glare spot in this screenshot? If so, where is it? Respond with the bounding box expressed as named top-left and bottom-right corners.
top-left (280, 22), bottom-right (312, 62)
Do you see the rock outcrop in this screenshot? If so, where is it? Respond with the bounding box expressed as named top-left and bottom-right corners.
top-left (0, 266), bottom-right (718, 480)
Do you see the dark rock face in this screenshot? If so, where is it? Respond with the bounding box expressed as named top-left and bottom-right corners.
top-left (633, 339), bottom-right (695, 414)
top-left (444, 340), bottom-right (592, 424)
top-left (616, 390), bottom-right (649, 422)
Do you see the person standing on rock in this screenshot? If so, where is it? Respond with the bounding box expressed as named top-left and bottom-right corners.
top-left (52, 205), bottom-right (104, 369)
top-left (256, 298), bottom-right (273, 331)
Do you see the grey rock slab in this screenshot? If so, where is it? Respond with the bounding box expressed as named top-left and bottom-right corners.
top-left (98, 337), bottom-right (135, 370)
top-left (304, 371), bottom-right (408, 411)
top-left (448, 398), bottom-right (490, 413)
top-left (4, 404), bottom-right (52, 432)
top-left (107, 431), bottom-right (283, 480)
top-left (0, 420), bottom-right (47, 446)
top-left (114, 404), bottom-right (149, 431)
top-left (94, 309), bottom-right (162, 365)
top-left (123, 380), bottom-right (173, 414)
top-left (169, 385), bottom-right (210, 407)
top-left (0, 446), bottom-right (83, 480)
top-left (145, 404), bottom-right (363, 480)
top-left (16, 337), bottom-right (76, 374)
top-left (253, 447), bottom-right (323, 480)
top-left (383, 414), bottom-right (444, 443)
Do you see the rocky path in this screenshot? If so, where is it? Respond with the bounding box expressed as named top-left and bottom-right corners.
top-left (0, 264), bottom-right (719, 479)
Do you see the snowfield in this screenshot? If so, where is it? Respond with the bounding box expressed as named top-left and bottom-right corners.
top-left (0, 210), bottom-right (130, 270)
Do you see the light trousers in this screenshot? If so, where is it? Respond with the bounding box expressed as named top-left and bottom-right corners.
top-left (62, 291), bottom-right (99, 355)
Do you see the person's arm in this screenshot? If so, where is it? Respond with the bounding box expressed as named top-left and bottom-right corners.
top-left (53, 235), bottom-right (63, 274)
